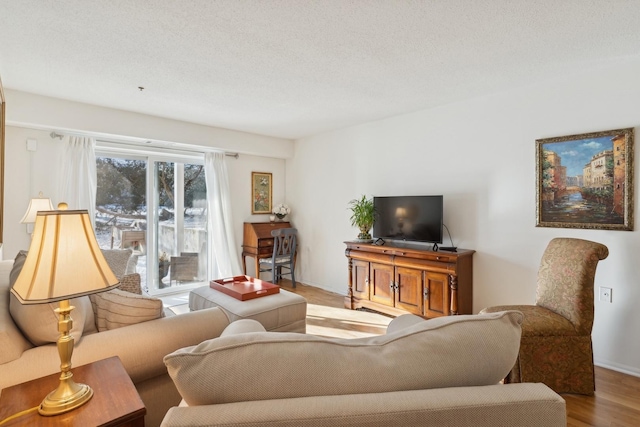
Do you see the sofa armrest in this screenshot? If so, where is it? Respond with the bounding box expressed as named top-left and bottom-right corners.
top-left (161, 383), bottom-right (566, 427)
top-left (75, 306), bottom-right (231, 383)
top-left (0, 307), bottom-right (230, 391)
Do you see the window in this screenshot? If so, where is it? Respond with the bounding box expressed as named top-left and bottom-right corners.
top-left (154, 160), bottom-right (207, 290)
top-left (95, 149), bottom-right (207, 294)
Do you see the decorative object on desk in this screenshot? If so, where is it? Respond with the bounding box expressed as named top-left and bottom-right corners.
top-left (273, 203), bottom-right (291, 220)
top-left (348, 194), bottom-right (376, 241)
top-left (536, 127), bottom-right (634, 231)
top-left (251, 171), bottom-right (272, 214)
top-left (269, 215), bottom-right (276, 222)
top-left (20, 191), bottom-right (54, 236)
top-left (11, 203), bottom-right (119, 416)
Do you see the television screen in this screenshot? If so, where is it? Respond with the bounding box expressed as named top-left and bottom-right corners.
top-left (373, 195), bottom-right (443, 244)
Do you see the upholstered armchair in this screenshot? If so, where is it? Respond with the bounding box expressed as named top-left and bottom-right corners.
top-left (481, 237), bottom-right (609, 395)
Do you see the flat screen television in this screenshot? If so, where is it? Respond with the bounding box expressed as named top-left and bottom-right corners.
top-left (373, 195), bottom-right (443, 245)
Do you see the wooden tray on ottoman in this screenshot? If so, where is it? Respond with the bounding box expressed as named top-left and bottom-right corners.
top-left (210, 275), bottom-right (280, 301)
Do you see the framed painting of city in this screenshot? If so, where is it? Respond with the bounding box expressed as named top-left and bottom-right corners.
top-left (536, 127), bottom-right (634, 231)
top-left (251, 172), bottom-right (272, 214)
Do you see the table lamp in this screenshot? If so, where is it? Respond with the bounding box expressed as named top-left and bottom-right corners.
top-left (20, 192), bottom-right (54, 236)
top-left (11, 204), bottom-right (119, 416)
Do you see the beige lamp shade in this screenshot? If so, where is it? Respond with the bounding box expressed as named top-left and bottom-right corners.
top-left (20, 194), bottom-right (55, 224)
top-left (11, 209), bottom-right (119, 304)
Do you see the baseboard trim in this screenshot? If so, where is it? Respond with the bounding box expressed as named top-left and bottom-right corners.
top-left (595, 360), bottom-right (640, 378)
top-left (297, 279), bottom-right (345, 296)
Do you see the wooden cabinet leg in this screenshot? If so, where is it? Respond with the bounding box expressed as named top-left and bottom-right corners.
top-left (345, 256), bottom-right (354, 309)
top-left (449, 275), bottom-right (459, 315)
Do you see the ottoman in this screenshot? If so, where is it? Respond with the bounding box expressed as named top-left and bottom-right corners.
top-left (189, 285), bottom-right (307, 333)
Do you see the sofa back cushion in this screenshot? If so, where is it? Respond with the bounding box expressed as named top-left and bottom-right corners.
top-left (8, 251), bottom-right (95, 346)
top-left (164, 310), bottom-right (523, 406)
top-left (0, 261), bottom-right (33, 364)
top-left (7, 248), bottom-right (140, 345)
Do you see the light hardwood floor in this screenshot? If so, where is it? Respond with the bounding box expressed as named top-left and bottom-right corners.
top-left (281, 281), bottom-right (640, 427)
top-left (164, 281), bottom-right (640, 426)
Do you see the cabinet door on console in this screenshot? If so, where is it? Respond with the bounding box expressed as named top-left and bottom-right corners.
top-left (369, 263), bottom-right (394, 307)
top-left (395, 267), bottom-right (423, 315)
top-left (351, 259), bottom-right (370, 300)
top-left (424, 271), bottom-right (450, 318)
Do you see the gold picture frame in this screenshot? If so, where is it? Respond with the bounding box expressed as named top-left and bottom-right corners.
top-left (251, 172), bottom-right (272, 214)
top-left (536, 127), bottom-right (634, 231)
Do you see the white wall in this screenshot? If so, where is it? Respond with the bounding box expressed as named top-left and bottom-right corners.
top-left (3, 93), bottom-right (292, 271)
top-left (6, 90), bottom-right (292, 158)
top-left (4, 127), bottom-right (61, 256)
top-left (288, 56), bottom-right (640, 376)
top-left (226, 153), bottom-right (288, 277)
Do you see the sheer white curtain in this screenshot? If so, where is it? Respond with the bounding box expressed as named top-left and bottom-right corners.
top-left (58, 136), bottom-right (97, 225)
top-left (205, 151), bottom-right (242, 278)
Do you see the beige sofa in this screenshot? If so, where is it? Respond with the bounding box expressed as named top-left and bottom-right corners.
top-left (160, 311), bottom-right (566, 426)
top-left (0, 258), bottom-right (233, 427)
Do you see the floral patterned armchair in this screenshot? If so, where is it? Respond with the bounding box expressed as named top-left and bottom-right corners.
top-left (481, 237), bottom-right (609, 395)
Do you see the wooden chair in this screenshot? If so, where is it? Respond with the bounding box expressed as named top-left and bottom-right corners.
top-left (259, 228), bottom-right (297, 288)
top-left (480, 237), bottom-right (609, 395)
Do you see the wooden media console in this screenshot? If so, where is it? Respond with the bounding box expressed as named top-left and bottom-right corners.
top-left (344, 241), bottom-right (474, 318)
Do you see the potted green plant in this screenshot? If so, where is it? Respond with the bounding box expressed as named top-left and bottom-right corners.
top-left (348, 195), bottom-right (376, 241)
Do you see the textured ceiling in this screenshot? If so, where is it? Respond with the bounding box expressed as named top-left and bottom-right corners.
top-left (1, 1), bottom-right (640, 140)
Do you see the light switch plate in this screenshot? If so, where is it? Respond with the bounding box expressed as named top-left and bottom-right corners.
top-left (26, 138), bottom-right (37, 152)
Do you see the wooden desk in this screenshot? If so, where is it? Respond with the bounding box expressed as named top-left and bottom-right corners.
top-left (0, 356), bottom-right (146, 426)
top-left (242, 221), bottom-right (292, 276)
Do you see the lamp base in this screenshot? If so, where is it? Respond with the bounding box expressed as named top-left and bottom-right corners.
top-left (38, 375), bottom-right (93, 416)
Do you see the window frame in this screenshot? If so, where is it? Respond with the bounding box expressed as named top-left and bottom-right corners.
top-left (96, 142), bottom-right (207, 295)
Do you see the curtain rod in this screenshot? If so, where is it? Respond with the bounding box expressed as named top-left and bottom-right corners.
top-left (49, 132), bottom-right (239, 159)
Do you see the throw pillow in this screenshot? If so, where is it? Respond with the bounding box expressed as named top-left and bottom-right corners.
top-left (8, 251), bottom-right (94, 345)
top-left (101, 248), bottom-right (133, 280)
top-left (89, 273), bottom-right (141, 318)
top-left (164, 310), bottom-right (524, 406)
top-left (118, 273), bottom-right (142, 295)
top-left (92, 288), bottom-right (164, 332)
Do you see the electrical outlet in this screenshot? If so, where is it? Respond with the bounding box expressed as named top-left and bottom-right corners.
top-left (599, 287), bottom-right (612, 303)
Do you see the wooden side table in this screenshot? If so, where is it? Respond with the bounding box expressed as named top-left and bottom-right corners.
top-left (0, 356), bottom-right (146, 426)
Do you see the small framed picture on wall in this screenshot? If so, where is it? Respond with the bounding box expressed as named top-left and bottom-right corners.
top-left (251, 172), bottom-right (272, 214)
